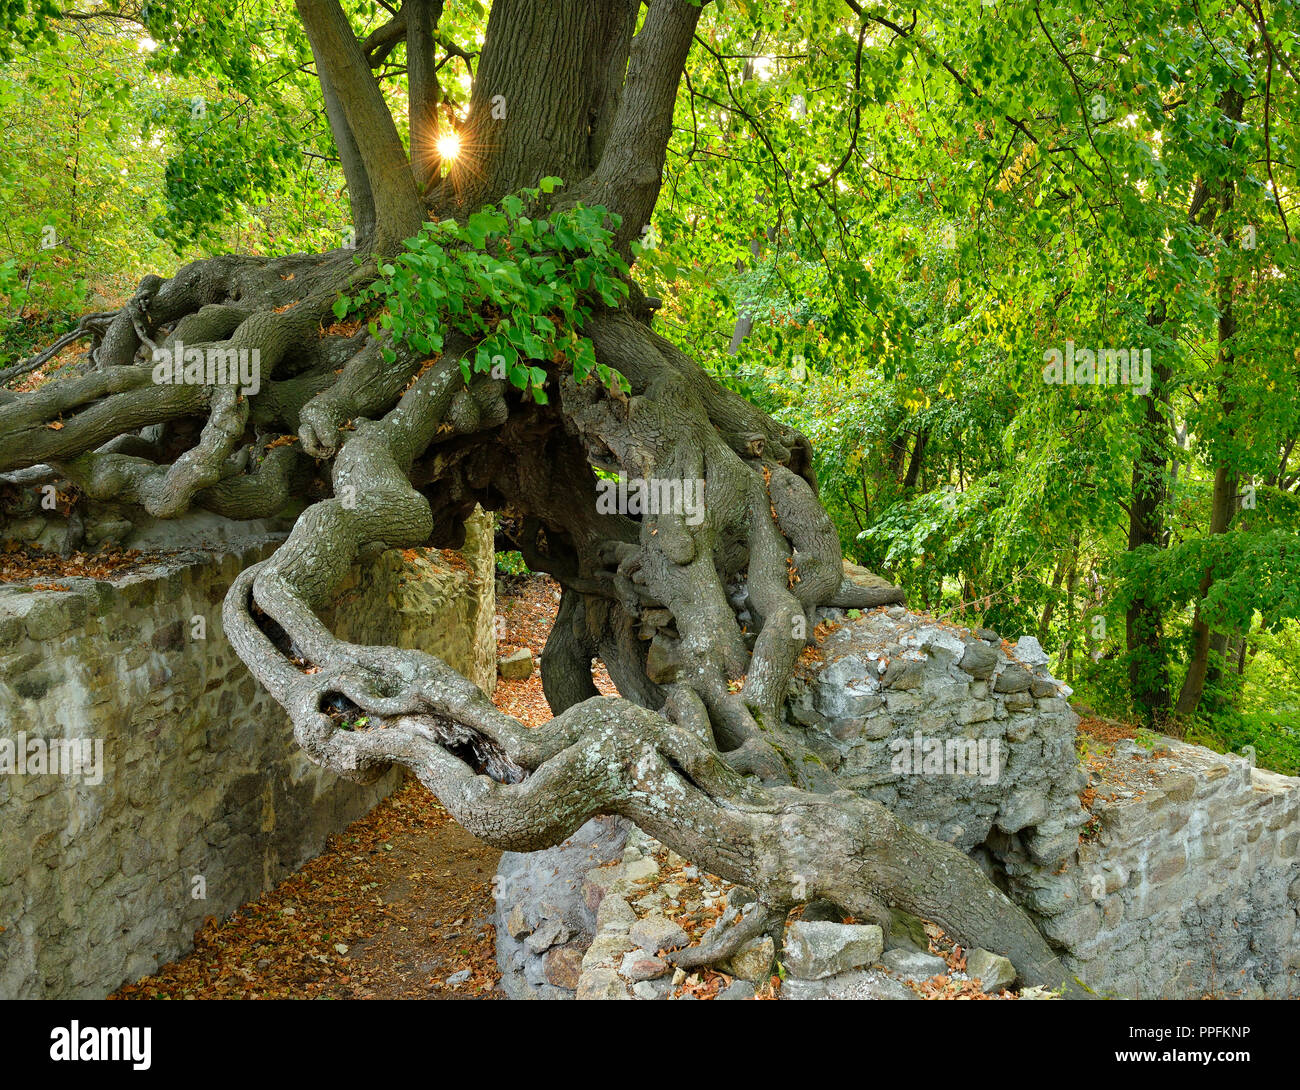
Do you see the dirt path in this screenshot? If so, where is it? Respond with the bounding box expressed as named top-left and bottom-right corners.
top-left (112, 575), bottom-right (582, 1001)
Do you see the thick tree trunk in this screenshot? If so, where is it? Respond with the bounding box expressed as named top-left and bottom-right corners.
top-left (445, 0), bottom-right (640, 213)
top-left (296, 0), bottom-right (425, 253)
top-left (406, 0), bottom-right (445, 191)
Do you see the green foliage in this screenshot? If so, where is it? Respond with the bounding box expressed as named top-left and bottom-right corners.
top-left (0, 5), bottom-right (352, 353)
top-left (495, 551), bottom-right (529, 577)
top-left (336, 182), bottom-right (631, 403)
top-left (644, 0), bottom-right (1300, 755)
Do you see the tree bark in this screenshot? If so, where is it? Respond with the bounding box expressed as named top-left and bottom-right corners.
top-left (1175, 462), bottom-right (1238, 718)
top-left (406, 0), bottom-right (446, 191)
top-left (296, 0), bottom-right (425, 253)
top-left (309, 26), bottom-right (378, 248)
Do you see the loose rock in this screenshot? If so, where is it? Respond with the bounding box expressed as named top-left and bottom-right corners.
top-left (966, 948), bottom-right (1017, 992)
top-left (498, 647), bottom-right (534, 680)
top-left (879, 947), bottom-right (948, 979)
top-left (782, 921), bottom-right (883, 980)
top-left (629, 914), bottom-right (688, 954)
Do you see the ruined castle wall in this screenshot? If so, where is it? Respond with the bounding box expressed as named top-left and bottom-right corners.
top-left (0, 513), bottom-right (495, 999)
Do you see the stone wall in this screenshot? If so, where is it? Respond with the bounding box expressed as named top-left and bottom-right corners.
top-left (496, 603), bottom-right (1300, 999)
top-left (787, 606), bottom-right (1089, 866)
top-left (1015, 739), bottom-right (1300, 998)
top-left (0, 512), bottom-right (495, 999)
top-left (783, 605), bottom-right (1300, 998)
top-left (494, 817), bottom-right (629, 999)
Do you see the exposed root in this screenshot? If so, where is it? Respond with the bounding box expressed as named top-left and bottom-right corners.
top-left (4, 246), bottom-right (1089, 999)
top-left (666, 899), bottom-right (780, 970)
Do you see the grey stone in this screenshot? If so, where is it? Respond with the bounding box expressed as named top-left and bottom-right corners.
top-left (783, 968), bottom-right (918, 1000)
top-left (921, 628), bottom-right (968, 664)
top-left (23, 595), bottom-right (80, 641)
top-left (966, 948), bottom-right (1016, 992)
top-left (583, 932), bottom-right (636, 968)
top-left (1030, 675), bottom-right (1059, 699)
top-left (1026, 827), bottom-right (1080, 867)
top-left (924, 677), bottom-right (973, 706)
top-left (884, 690), bottom-right (922, 713)
top-left (629, 914), bottom-right (688, 954)
top-left (718, 980), bottom-right (757, 1000)
top-left (826, 969), bottom-right (921, 1000)
top-left (624, 857), bottom-right (660, 881)
top-left (821, 654), bottom-right (872, 689)
top-left (524, 916), bottom-right (572, 953)
top-left (778, 977), bottom-right (829, 1000)
top-left (958, 640), bottom-right (1000, 679)
top-left (994, 664), bottom-right (1033, 693)
top-left (882, 658), bottom-right (925, 690)
top-left (834, 682), bottom-right (885, 718)
top-left (595, 894), bottom-right (636, 932)
top-left (498, 647), bottom-right (534, 680)
top-left (1012, 635), bottom-right (1051, 666)
top-left (575, 968), bottom-right (631, 1000)
top-left (997, 789), bottom-right (1048, 834)
top-left (860, 713), bottom-right (894, 740)
top-left (879, 947), bottom-right (948, 979)
top-left (782, 922), bottom-right (883, 980)
top-left (724, 935), bottom-right (774, 982)
top-left (956, 699), bottom-right (996, 724)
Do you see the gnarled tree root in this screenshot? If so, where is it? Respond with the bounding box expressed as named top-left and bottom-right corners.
top-left (3, 244), bottom-right (1091, 1001)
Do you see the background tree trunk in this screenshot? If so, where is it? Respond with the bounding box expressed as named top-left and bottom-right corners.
top-left (1125, 304), bottom-right (1172, 724)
